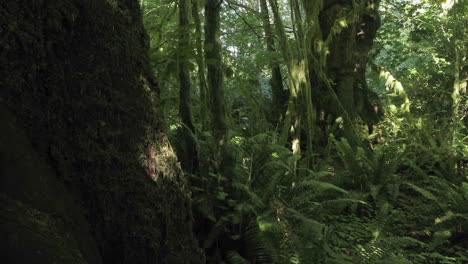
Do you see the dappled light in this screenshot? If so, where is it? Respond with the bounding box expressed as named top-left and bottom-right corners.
top-left (143, 0), bottom-right (466, 262)
top-left (1, 0), bottom-right (466, 263)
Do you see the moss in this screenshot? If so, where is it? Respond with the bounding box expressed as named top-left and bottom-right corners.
top-left (0, 105), bottom-right (103, 264)
top-left (0, 195), bottom-right (88, 264)
top-left (313, 0), bottom-right (383, 145)
top-left (0, 0), bottom-right (204, 263)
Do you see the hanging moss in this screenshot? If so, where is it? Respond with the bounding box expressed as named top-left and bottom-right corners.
top-left (313, 0), bottom-right (383, 146)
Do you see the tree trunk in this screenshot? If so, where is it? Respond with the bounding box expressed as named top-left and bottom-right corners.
top-left (0, 0), bottom-right (204, 263)
top-left (318, 0), bottom-right (382, 147)
top-left (269, 0), bottom-right (316, 163)
top-left (178, 0), bottom-right (199, 174)
top-left (205, 0), bottom-right (228, 149)
top-left (192, 0), bottom-right (211, 131)
top-left (259, 0), bottom-right (287, 123)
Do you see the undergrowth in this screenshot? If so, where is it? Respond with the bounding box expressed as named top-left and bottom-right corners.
top-left (169, 115), bottom-right (467, 264)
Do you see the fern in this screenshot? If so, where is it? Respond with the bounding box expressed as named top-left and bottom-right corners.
top-left (244, 221), bottom-right (278, 264)
top-left (286, 207), bottom-right (324, 236)
top-left (226, 251), bottom-right (250, 264)
top-left (428, 230), bottom-right (452, 250)
top-left (382, 236), bottom-right (426, 248)
top-left (404, 182), bottom-right (438, 202)
top-left (295, 179), bottom-right (349, 195)
top-left (232, 181), bottom-right (265, 208)
top-left (357, 235), bottom-right (426, 264)
top-left (321, 199), bottom-right (367, 212)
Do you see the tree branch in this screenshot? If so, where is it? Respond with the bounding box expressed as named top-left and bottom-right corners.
top-left (226, 1), bottom-right (262, 39)
top-left (225, 0), bottom-right (261, 16)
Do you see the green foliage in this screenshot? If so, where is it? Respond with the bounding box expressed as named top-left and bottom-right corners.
top-left (143, 0), bottom-right (468, 263)
top-left (335, 137), bottom-right (402, 209)
top-left (226, 251), bottom-right (250, 264)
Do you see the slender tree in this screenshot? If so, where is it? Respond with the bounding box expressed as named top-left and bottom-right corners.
top-left (178, 0), bottom-right (199, 173)
top-left (268, 0), bottom-right (316, 163)
top-left (259, 0), bottom-right (288, 124)
top-left (192, 0), bottom-right (211, 131)
top-left (449, 1), bottom-right (467, 127)
top-left (205, 0), bottom-right (228, 147)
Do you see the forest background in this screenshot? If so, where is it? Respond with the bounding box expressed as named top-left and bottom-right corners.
top-left (0, 0), bottom-right (466, 263)
top-left (144, 0), bottom-right (467, 263)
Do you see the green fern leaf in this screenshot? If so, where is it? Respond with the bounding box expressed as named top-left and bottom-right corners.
top-left (404, 182), bottom-right (438, 201)
top-left (226, 251), bottom-right (250, 264)
top-left (296, 180), bottom-right (349, 194)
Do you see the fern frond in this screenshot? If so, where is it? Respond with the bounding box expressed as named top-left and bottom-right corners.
top-left (244, 221), bottom-right (278, 263)
top-left (358, 236), bottom-right (425, 264)
top-left (257, 216), bottom-right (283, 234)
top-left (285, 208), bottom-right (324, 237)
top-left (296, 179), bottom-right (348, 194)
top-left (435, 210), bottom-right (468, 226)
top-left (308, 169), bottom-right (335, 180)
top-left (232, 181), bottom-right (265, 207)
top-left (226, 251), bottom-right (250, 264)
top-left (321, 199), bottom-right (366, 211)
top-left (380, 236), bottom-right (426, 249)
top-left (404, 182), bottom-right (438, 201)
top-left (234, 203), bottom-right (256, 215)
top-left (428, 230), bottom-right (452, 249)
top-left (370, 184), bottom-right (383, 200)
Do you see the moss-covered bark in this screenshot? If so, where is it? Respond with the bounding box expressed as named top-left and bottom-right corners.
top-left (0, 106), bottom-right (102, 264)
top-left (315, 0), bottom-right (383, 146)
top-left (259, 0), bottom-right (287, 123)
top-left (205, 0), bottom-right (228, 145)
top-left (178, 0), bottom-right (199, 174)
top-left (192, 0), bottom-right (211, 131)
top-left (204, 0), bottom-right (237, 180)
top-left (269, 0), bottom-right (315, 161)
top-left (0, 0), bottom-right (204, 263)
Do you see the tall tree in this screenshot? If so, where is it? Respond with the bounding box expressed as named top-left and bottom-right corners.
top-left (268, 0), bottom-right (315, 162)
top-left (316, 0), bottom-right (382, 146)
top-left (449, 0), bottom-right (467, 129)
top-left (0, 0), bottom-right (204, 263)
top-left (259, 0), bottom-right (288, 123)
top-left (192, 0), bottom-right (211, 131)
top-left (178, 0), bottom-right (199, 173)
top-left (205, 0), bottom-right (228, 148)
top-left (269, 0), bottom-right (382, 153)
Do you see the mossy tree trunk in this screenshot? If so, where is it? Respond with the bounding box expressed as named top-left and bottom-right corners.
top-left (447, 0), bottom-right (467, 184)
top-left (205, 0), bottom-right (227, 143)
top-left (192, 0), bottom-right (211, 131)
top-left (0, 0), bottom-right (204, 263)
top-left (317, 0), bottom-right (382, 147)
top-left (265, 0), bottom-right (381, 158)
top-left (178, 0), bottom-right (199, 174)
top-left (205, 0), bottom-right (229, 153)
top-left (268, 0), bottom-right (316, 164)
top-left (259, 0), bottom-right (287, 124)
top-left (449, 1), bottom-right (467, 129)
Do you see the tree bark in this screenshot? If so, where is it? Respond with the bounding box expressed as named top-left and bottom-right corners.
top-left (0, 0), bottom-right (204, 263)
top-left (268, 0), bottom-right (315, 162)
top-left (205, 0), bottom-right (228, 147)
top-left (259, 0), bottom-right (287, 123)
top-left (316, 0), bottom-right (382, 147)
top-left (178, 0), bottom-right (199, 174)
top-left (192, 0), bottom-right (211, 131)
